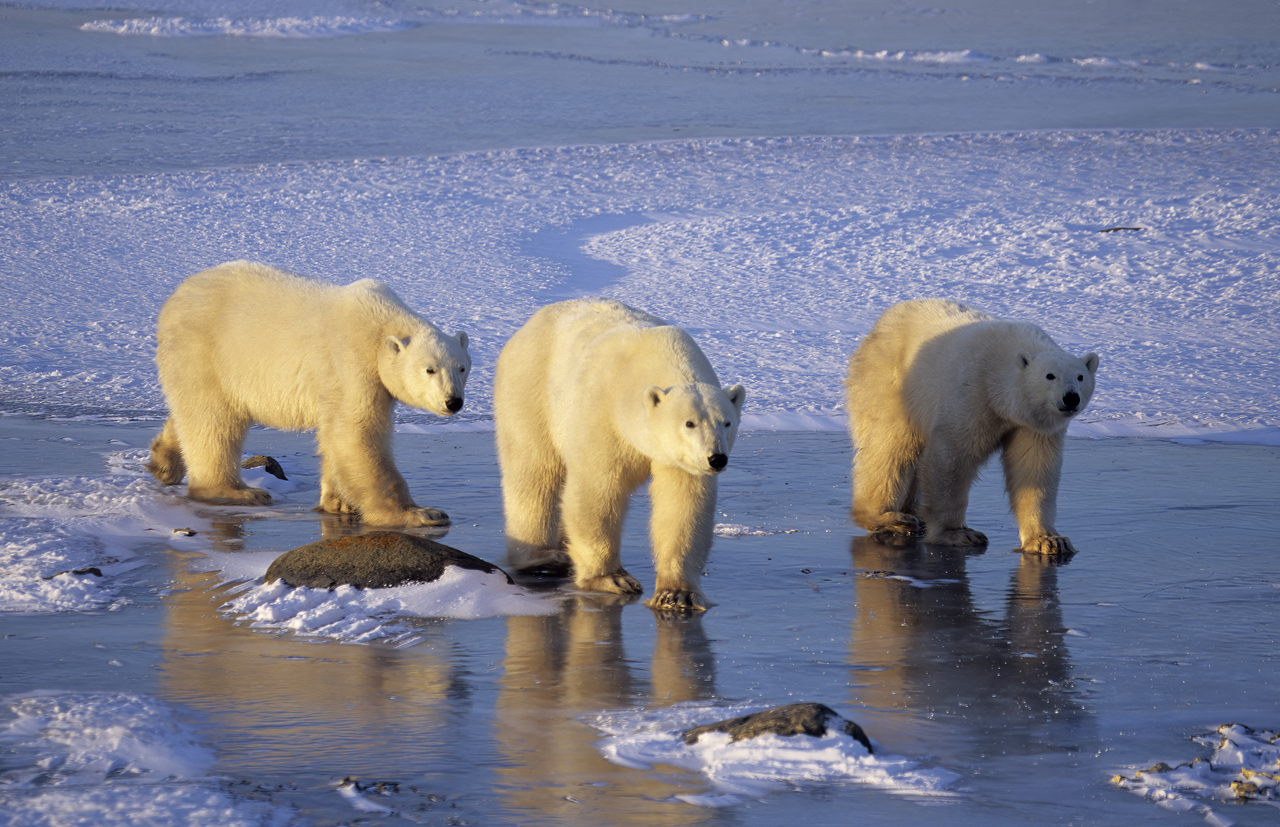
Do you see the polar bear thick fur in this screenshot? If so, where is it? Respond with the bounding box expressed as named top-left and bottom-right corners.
top-left (147, 261), bottom-right (471, 527)
top-left (494, 299), bottom-right (746, 611)
top-left (846, 298), bottom-right (1099, 553)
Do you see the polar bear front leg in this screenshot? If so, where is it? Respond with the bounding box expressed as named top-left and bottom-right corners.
top-left (1001, 428), bottom-right (1075, 554)
top-left (644, 464), bottom-right (715, 612)
top-left (561, 469), bottom-right (642, 596)
top-left (316, 456), bottom-right (357, 514)
top-left (179, 413), bottom-right (273, 506)
top-left (317, 420), bottom-right (449, 527)
top-left (917, 439), bottom-right (988, 547)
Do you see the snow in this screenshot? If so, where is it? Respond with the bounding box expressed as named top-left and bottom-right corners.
top-left (1113, 724), bottom-right (1280, 824)
top-left (0, 691), bottom-right (295, 827)
top-left (4, 130), bottom-right (1279, 443)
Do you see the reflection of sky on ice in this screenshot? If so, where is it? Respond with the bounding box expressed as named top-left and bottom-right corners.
top-left (3, 0), bottom-right (1279, 824)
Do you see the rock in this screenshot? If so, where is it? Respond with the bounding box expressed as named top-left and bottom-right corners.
top-left (682, 702), bottom-right (873, 753)
top-left (264, 531), bottom-right (511, 590)
top-left (242, 454), bottom-right (288, 480)
top-left (43, 567), bottom-right (103, 580)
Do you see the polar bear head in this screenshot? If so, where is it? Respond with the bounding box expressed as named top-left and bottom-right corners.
top-left (1016, 349), bottom-right (1099, 432)
top-left (378, 327), bottom-right (471, 417)
top-left (644, 383), bottom-right (747, 476)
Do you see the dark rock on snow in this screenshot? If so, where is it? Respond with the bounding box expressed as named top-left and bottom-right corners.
top-left (43, 567), bottom-right (103, 580)
top-left (265, 531), bottom-right (511, 590)
top-left (242, 454), bottom-right (288, 480)
top-left (682, 702), bottom-right (874, 753)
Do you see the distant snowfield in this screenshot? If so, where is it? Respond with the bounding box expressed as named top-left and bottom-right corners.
top-left (2, 129), bottom-right (1278, 443)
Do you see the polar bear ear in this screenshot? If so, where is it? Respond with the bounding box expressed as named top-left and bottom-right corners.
top-left (386, 335), bottom-right (410, 355)
top-left (725, 384), bottom-right (747, 413)
top-left (456, 331), bottom-right (469, 351)
top-left (1017, 351), bottom-right (1032, 369)
top-left (646, 386), bottom-right (667, 408)
top-left (1083, 352), bottom-right (1099, 374)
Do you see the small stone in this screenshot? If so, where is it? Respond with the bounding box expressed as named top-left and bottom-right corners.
top-left (172, 527), bottom-right (196, 536)
top-left (264, 531), bottom-right (512, 590)
top-left (682, 702), bottom-right (873, 753)
top-left (242, 454), bottom-right (288, 480)
top-left (43, 567), bottom-right (103, 580)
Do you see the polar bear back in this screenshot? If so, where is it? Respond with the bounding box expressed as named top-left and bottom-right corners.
top-left (500, 299), bottom-right (721, 444)
top-left (852, 298), bottom-right (1091, 437)
top-left (156, 261), bottom-right (427, 431)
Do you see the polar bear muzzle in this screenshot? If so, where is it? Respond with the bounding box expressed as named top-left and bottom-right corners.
top-left (709, 453), bottom-right (728, 472)
top-left (446, 396), bottom-right (463, 414)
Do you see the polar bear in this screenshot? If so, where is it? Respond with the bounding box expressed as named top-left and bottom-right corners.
top-left (494, 299), bottom-right (746, 611)
top-left (147, 261), bottom-right (471, 527)
top-left (847, 298), bottom-right (1099, 553)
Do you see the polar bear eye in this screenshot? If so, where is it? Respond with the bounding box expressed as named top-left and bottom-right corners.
top-left (460, 367), bottom-right (466, 373)
top-left (426, 368), bottom-right (437, 375)
top-left (1077, 374), bottom-right (1083, 381)
top-left (1045, 373), bottom-right (1056, 380)
top-left (724, 421), bottom-right (731, 427)
top-left (685, 421), bottom-right (695, 429)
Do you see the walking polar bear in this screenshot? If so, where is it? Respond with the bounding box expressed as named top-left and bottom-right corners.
top-left (494, 299), bottom-right (746, 611)
top-left (847, 298), bottom-right (1099, 553)
top-left (148, 261), bottom-right (471, 527)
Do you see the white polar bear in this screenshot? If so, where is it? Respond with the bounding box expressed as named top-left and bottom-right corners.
top-left (494, 299), bottom-right (746, 611)
top-left (846, 298), bottom-right (1099, 553)
top-left (147, 261), bottom-right (471, 527)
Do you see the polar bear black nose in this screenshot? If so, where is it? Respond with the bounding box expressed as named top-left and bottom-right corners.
top-left (708, 453), bottom-right (728, 471)
top-left (1062, 391), bottom-right (1080, 410)
top-left (446, 397), bottom-right (464, 414)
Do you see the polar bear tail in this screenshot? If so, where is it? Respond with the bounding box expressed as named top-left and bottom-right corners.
top-left (147, 419), bottom-right (187, 486)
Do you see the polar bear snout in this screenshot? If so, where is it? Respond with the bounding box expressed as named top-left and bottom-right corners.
top-left (445, 396), bottom-right (464, 414)
top-left (708, 453), bottom-right (729, 472)
top-left (1060, 390), bottom-right (1081, 413)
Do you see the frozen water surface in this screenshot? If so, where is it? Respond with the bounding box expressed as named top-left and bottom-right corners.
top-left (3, 0), bottom-right (1280, 823)
top-left (1, 420), bottom-right (1277, 825)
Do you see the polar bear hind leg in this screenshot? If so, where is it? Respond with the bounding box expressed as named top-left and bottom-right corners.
top-left (851, 419), bottom-right (927, 537)
top-left (146, 419), bottom-right (186, 486)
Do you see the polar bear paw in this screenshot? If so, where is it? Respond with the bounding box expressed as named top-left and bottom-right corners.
top-left (1022, 534), bottom-right (1077, 555)
top-left (401, 506), bottom-right (451, 527)
top-left (645, 588), bottom-right (707, 613)
top-left (514, 549), bottom-right (573, 578)
top-left (579, 571), bottom-right (643, 596)
top-left (928, 526), bottom-right (988, 548)
top-left (190, 486), bottom-right (272, 506)
top-left (861, 511), bottom-right (924, 537)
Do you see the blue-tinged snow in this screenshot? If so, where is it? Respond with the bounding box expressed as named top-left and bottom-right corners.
top-left (3, 130), bottom-right (1279, 443)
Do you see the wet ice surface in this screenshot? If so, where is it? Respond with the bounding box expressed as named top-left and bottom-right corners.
top-left (1, 419), bottom-right (1277, 825)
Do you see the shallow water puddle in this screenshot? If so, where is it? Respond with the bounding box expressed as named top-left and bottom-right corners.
top-left (1, 420), bottom-right (1277, 825)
